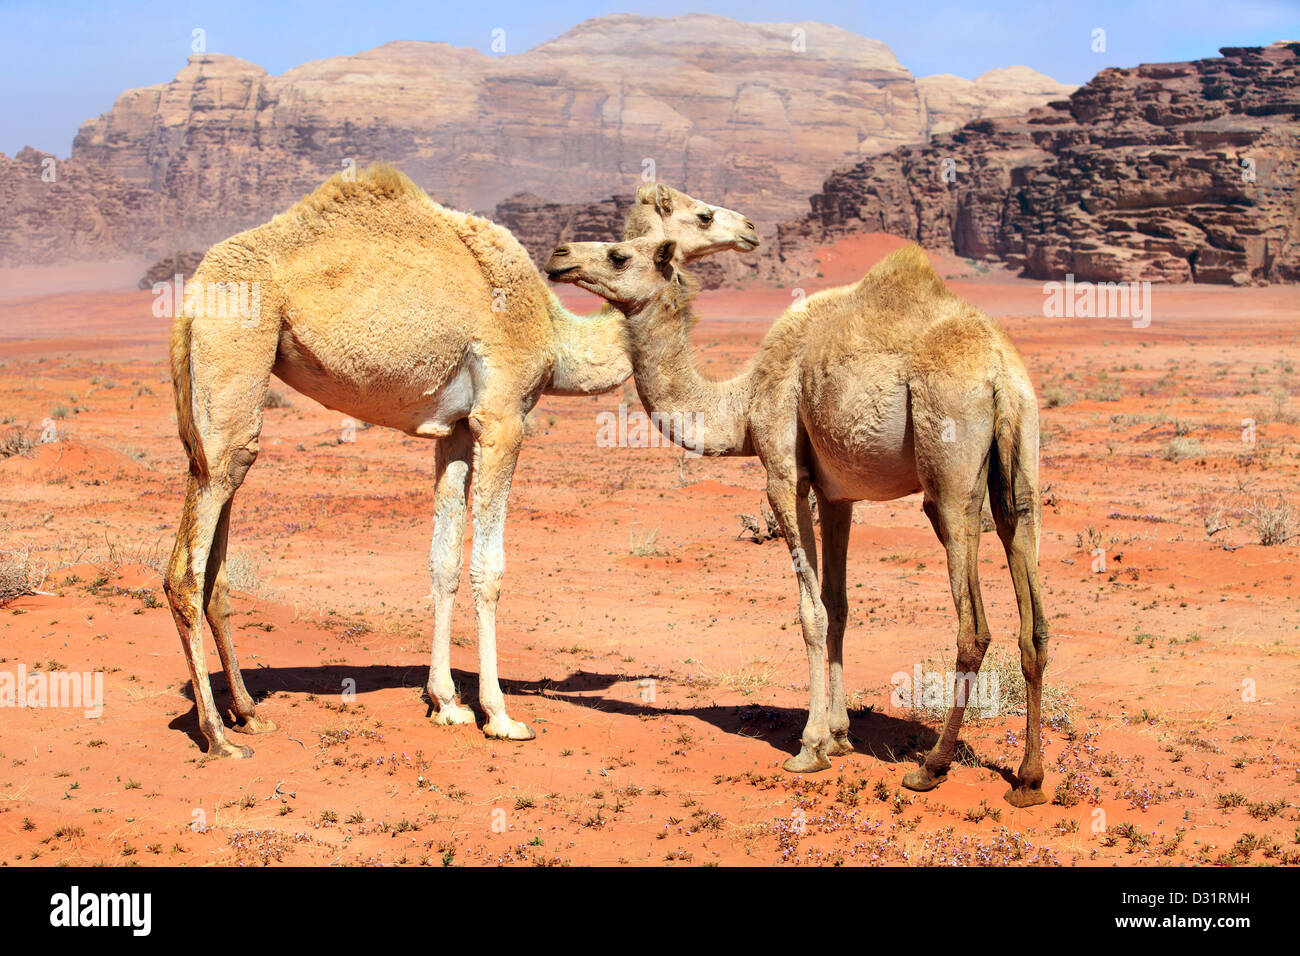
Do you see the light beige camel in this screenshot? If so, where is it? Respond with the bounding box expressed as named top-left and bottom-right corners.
top-left (545, 237), bottom-right (1049, 807)
top-left (165, 166), bottom-right (758, 758)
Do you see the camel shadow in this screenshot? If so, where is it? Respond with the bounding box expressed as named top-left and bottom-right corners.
top-left (170, 663), bottom-right (651, 750)
top-left (171, 663), bottom-right (1020, 782)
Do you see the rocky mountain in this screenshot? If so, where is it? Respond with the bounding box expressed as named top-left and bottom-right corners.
top-left (917, 66), bottom-right (1084, 138)
top-left (0, 14), bottom-right (1071, 266)
top-left (766, 43), bottom-right (1300, 285)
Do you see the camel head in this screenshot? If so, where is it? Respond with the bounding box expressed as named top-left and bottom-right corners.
top-left (545, 237), bottom-right (678, 310)
top-left (626, 183), bottom-right (759, 260)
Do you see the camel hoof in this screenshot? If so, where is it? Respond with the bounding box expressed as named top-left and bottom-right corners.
top-left (1004, 785), bottom-right (1048, 808)
top-left (782, 749), bottom-right (832, 773)
top-left (432, 703), bottom-right (476, 727)
top-left (484, 717), bottom-right (535, 741)
top-left (231, 714), bottom-right (277, 735)
top-left (901, 766), bottom-right (947, 792)
top-left (206, 740), bottom-right (253, 759)
top-left (827, 735), bottom-right (854, 757)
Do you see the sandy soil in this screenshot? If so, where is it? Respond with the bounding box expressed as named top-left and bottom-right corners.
top-left (0, 239), bottom-right (1297, 866)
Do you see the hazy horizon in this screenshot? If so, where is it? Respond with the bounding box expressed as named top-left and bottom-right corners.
top-left (2, 0), bottom-right (1296, 157)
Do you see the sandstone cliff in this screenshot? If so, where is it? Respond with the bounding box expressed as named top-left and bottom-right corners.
top-left (766, 43), bottom-right (1300, 284)
top-left (0, 14), bottom-right (1071, 266)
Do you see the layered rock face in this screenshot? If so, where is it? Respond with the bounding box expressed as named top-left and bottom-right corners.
top-left (0, 147), bottom-right (157, 263)
top-left (0, 14), bottom-right (1070, 265)
top-left (493, 193), bottom-right (632, 266)
top-left (768, 43), bottom-right (1300, 284)
top-left (917, 66), bottom-right (1081, 137)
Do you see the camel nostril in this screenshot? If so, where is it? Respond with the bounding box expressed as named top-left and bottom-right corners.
top-left (744, 220), bottom-right (755, 231)
top-left (553, 245), bottom-right (570, 257)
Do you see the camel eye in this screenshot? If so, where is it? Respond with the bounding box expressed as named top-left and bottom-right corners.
top-left (697, 210), bottom-right (714, 226)
top-left (609, 251), bottom-right (629, 267)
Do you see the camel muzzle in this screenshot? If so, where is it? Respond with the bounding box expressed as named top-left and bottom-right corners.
top-left (545, 246), bottom-right (579, 281)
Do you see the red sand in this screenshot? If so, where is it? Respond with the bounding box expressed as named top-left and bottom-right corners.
top-left (1, 238), bottom-right (1297, 866)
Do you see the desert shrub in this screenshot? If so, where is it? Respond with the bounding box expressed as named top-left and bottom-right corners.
top-left (225, 552), bottom-right (264, 592)
top-left (1161, 437), bottom-right (1201, 461)
top-left (262, 390), bottom-right (293, 409)
top-left (0, 429), bottom-right (34, 459)
top-left (0, 547), bottom-right (47, 604)
top-left (1246, 495), bottom-right (1293, 546)
top-left (1042, 384), bottom-right (1076, 408)
top-left (1084, 382), bottom-right (1122, 402)
top-left (906, 647), bottom-right (1076, 729)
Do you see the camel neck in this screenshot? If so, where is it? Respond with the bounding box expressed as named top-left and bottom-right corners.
top-left (544, 294), bottom-right (634, 396)
top-left (622, 280), bottom-right (754, 457)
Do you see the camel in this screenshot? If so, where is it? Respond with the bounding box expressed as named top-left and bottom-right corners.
top-left (544, 237), bottom-right (1049, 807)
top-left (165, 166), bottom-right (759, 758)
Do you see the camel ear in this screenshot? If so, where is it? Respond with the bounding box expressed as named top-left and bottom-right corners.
top-left (636, 183), bottom-right (674, 216)
top-left (654, 240), bottom-right (677, 274)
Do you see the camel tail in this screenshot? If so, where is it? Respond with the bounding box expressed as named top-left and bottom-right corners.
top-left (989, 369), bottom-right (1039, 523)
top-left (170, 303), bottom-right (207, 482)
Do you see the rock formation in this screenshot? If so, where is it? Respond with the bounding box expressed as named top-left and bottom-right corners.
top-left (766, 43), bottom-right (1300, 284)
top-left (0, 14), bottom-right (1070, 266)
top-left (137, 251), bottom-right (207, 290)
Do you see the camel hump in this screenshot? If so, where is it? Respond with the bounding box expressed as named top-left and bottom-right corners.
top-left (866, 243), bottom-right (944, 286)
top-left (853, 243), bottom-right (952, 314)
top-left (287, 163), bottom-right (428, 220)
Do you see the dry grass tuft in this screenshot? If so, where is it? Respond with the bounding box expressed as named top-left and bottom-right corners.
top-left (629, 527), bottom-right (668, 558)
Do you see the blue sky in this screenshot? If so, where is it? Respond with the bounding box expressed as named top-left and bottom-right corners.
top-left (1, 0), bottom-right (1296, 156)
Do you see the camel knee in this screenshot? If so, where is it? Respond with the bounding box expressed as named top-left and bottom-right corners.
top-left (428, 544), bottom-right (462, 594)
top-left (822, 588), bottom-right (848, 626)
top-left (798, 590), bottom-right (827, 632)
top-left (1019, 631), bottom-right (1048, 679)
top-left (164, 566), bottom-right (199, 622)
top-left (221, 441), bottom-right (259, 491)
top-left (470, 562), bottom-right (504, 605)
top-left (953, 620), bottom-right (991, 672)
top-left (956, 640), bottom-right (989, 675)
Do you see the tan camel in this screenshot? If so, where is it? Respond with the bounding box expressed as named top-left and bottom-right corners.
top-left (165, 166), bottom-right (758, 758)
top-left (545, 237), bottom-right (1049, 807)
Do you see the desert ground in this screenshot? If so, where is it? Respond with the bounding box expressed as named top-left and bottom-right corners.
top-left (1, 236), bottom-right (1297, 866)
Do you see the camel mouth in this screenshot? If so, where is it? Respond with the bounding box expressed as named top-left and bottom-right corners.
top-left (735, 235), bottom-right (760, 252)
top-left (545, 264), bottom-right (579, 282)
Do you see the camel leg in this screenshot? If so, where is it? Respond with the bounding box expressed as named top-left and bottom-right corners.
top-left (166, 476), bottom-right (252, 759)
top-left (207, 500), bottom-right (276, 734)
top-left (768, 474), bottom-right (831, 773)
top-left (818, 493), bottom-right (855, 757)
top-left (468, 413), bottom-right (534, 741)
top-left (991, 481), bottom-right (1050, 807)
top-left (427, 421), bottom-right (476, 726)
top-left (166, 305), bottom-right (276, 757)
top-left (902, 487), bottom-right (992, 792)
